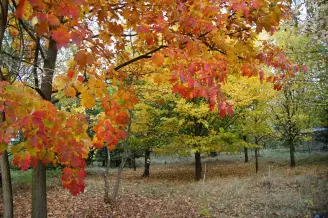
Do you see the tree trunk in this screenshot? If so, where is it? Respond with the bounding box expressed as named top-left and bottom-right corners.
top-left (142, 149), bottom-right (150, 177)
top-left (132, 152), bottom-right (136, 171)
top-left (111, 150), bottom-right (128, 201)
top-left (104, 149), bottom-right (111, 203)
top-left (0, 1), bottom-right (13, 216)
top-left (289, 139), bottom-right (296, 167)
top-left (255, 149), bottom-right (259, 173)
top-left (244, 147), bottom-right (248, 163)
top-left (195, 152), bottom-right (202, 181)
top-left (32, 39), bottom-right (58, 218)
top-left (1, 150), bottom-right (13, 218)
top-left (32, 161), bottom-right (47, 218)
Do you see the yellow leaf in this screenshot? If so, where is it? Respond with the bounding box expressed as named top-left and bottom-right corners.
top-left (81, 91), bottom-right (95, 109)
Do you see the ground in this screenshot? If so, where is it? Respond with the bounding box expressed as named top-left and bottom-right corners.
top-left (1, 150), bottom-right (328, 217)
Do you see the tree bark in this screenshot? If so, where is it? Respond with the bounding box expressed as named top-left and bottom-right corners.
top-left (195, 152), bottom-right (202, 181)
top-left (104, 149), bottom-right (111, 203)
top-left (0, 1), bottom-right (13, 216)
top-left (111, 150), bottom-right (128, 201)
top-left (255, 149), bottom-right (259, 173)
top-left (142, 149), bottom-right (150, 177)
top-left (132, 152), bottom-right (136, 171)
top-left (289, 139), bottom-right (296, 167)
top-left (1, 151), bottom-right (13, 218)
top-left (32, 39), bottom-right (57, 218)
top-left (32, 161), bottom-right (47, 218)
top-left (244, 147), bottom-right (248, 163)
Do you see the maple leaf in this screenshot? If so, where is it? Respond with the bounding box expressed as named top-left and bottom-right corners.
top-left (81, 91), bottom-right (95, 109)
top-left (48, 14), bottom-right (60, 26)
top-left (36, 22), bottom-right (49, 36)
top-left (75, 50), bottom-right (92, 69)
top-left (219, 103), bottom-right (226, 118)
top-left (67, 69), bottom-right (75, 79)
top-left (15, 0), bottom-right (28, 18)
top-left (152, 52), bottom-right (165, 67)
top-left (52, 27), bottom-right (71, 49)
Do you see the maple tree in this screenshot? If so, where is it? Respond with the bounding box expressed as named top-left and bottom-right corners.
top-left (0, 0), bottom-right (305, 216)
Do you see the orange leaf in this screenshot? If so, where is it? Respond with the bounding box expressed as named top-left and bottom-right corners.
top-left (48, 14), bottom-right (60, 26)
top-left (152, 52), bottom-right (164, 67)
top-left (52, 27), bottom-right (71, 49)
top-left (67, 69), bottom-right (75, 79)
top-left (15, 0), bottom-right (28, 18)
top-left (36, 22), bottom-right (49, 36)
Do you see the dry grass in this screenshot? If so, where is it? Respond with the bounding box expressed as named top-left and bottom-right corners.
top-left (1, 152), bottom-right (328, 217)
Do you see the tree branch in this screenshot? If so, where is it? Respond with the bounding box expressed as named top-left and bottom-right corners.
top-left (114, 45), bottom-right (168, 71)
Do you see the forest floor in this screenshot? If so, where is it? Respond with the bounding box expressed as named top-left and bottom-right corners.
top-left (1, 150), bottom-right (328, 218)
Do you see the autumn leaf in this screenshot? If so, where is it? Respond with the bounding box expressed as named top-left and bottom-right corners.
top-left (52, 27), bottom-right (71, 49)
top-left (15, 0), bottom-right (28, 18)
top-left (81, 91), bottom-right (95, 109)
top-left (152, 53), bottom-right (164, 67)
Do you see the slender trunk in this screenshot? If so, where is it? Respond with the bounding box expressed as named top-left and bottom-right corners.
top-left (195, 152), bottom-right (202, 181)
top-left (1, 151), bottom-right (13, 218)
top-left (104, 149), bottom-right (111, 203)
top-left (132, 152), bottom-right (136, 171)
top-left (111, 151), bottom-right (128, 201)
top-left (255, 149), bottom-right (259, 173)
top-left (32, 39), bottom-right (57, 218)
top-left (244, 147), bottom-right (248, 163)
top-left (0, 1), bottom-right (13, 216)
top-left (142, 149), bottom-right (150, 177)
top-left (106, 110), bottom-right (133, 203)
top-left (289, 139), bottom-right (296, 167)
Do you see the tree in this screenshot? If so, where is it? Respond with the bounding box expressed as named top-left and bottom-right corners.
top-left (0, 0), bottom-right (299, 216)
top-left (222, 74), bottom-right (275, 167)
top-left (269, 22), bottom-right (326, 166)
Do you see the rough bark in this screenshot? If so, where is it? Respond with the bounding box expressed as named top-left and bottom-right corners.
top-left (32, 161), bottom-right (47, 218)
top-left (31, 39), bottom-right (58, 218)
top-left (255, 148), bottom-right (259, 173)
top-left (132, 152), bottom-right (136, 171)
top-left (1, 150), bottom-right (13, 218)
top-left (0, 1), bottom-right (13, 216)
top-left (244, 147), bottom-right (248, 163)
top-left (195, 152), bottom-right (202, 181)
top-left (104, 149), bottom-right (111, 203)
top-left (142, 149), bottom-right (150, 177)
top-left (289, 139), bottom-right (296, 167)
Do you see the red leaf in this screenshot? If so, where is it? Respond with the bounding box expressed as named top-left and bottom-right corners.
top-left (71, 31), bottom-right (83, 46)
top-left (15, 0), bottom-right (28, 18)
top-left (30, 156), bottom-right (39, 167)
top-left (77, 75), bottom-right (84, 82)
top-left (20, 152), bottom-right (31, 171)
top-left (227, 104), bottom-right (233, 117)
top-left (33, 110), bottom-right (47, 118)
top-left (32, 116), bottom-right (43, 128)
top-left (36, 22), bottom-right (49, 36)
top-left (52, 27), bottom-right (71, 49)
top-left (302, 65), bottom-right (308, 72)
top-left (62, 167), bottom-right (72, 181)
top-left (259, 71), bottom-right (264, 83)
top-left (67, 69), bottom-right (75, 79)
top-left (219, 103), bottom-right (226, 118)
top-left (48, 14), bottom-right (60, 26)
top-left (78, 169), bottom-right (86, 178)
